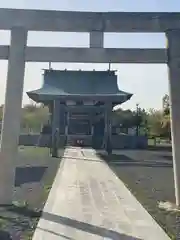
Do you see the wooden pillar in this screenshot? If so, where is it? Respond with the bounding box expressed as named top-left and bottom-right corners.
top-left (104, 103), bottom-right (112, 152)
top-left (65, 109), bottom-right (69, 146)
top-left (49, 102), bottom-right (53, 125)
top-left (65, 110), bottom-right (69, 136)
top-left (51, 100), bottom-right (60, 157)
top-left (52, 100), bottom-right (60, 134)
top-left (104, 108), bottom-right (108, 146)
top-left (89, 111), bottom-right (93, 133)
top-left (108, 107), bottom-right (112, 146)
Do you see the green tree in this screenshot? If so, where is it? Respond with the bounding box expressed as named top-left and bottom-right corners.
top-left (0, 105), bottom-right (4, 121)
top-left (112, 107), bottom-right (147, 135)
top-left (162, 94), bottom-right (171, 139)
top-left (162, 94), bottom-right (170, 115)
top-left (21, 103), bottom-right (49, 132)
top-left (146, 109), bottom-right (163, 137)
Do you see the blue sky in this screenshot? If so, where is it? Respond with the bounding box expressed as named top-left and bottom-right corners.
top-left (0, 0), bottom-right (179, 110)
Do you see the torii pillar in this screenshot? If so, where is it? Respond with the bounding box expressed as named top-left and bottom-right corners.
top-left (0, 27), bottom-right (27, 204)
top-left (166, 29), bottom-right (180, 206)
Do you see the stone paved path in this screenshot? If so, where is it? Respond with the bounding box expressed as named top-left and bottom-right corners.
top-left (33, 147), bottom-right (171, 240)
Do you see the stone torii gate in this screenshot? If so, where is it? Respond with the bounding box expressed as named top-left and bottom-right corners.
top-left (0, 8), bottom-right (179, 205)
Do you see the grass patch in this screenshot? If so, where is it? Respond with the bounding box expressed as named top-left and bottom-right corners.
top-left (19, 146), bottom-right (50, 156)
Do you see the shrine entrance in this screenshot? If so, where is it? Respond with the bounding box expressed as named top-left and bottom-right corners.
top-left (0, 8), bottom-right (180, 206)
top-left (27, 69), bottom-right (132, 150)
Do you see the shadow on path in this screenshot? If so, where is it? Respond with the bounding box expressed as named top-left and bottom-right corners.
top-left (41, 212), bottom-right (142, 240)
top-left (96, 153), bottom-right (172, 168)
top-left (0, 231), bottom-right (12, 240)
top-left (62, 156), bottom-right (102, 163)
top-left (6, 205), bottom-right (42, 218)
top-left (37, 227), bottom-right (75, 239)
top-left (108, 161), bottom-right (172, 168)
top-left (147, 145), bottom-right (172, 152)
top-left (15, 166), bottom-right (48, 186)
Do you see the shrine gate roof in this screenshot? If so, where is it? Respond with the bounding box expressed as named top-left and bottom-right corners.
top-left (27, 69), bottom-right (132, 104)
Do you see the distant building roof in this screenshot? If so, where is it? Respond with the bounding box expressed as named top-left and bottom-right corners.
top-left (27, 70), bottom-right (132, 104)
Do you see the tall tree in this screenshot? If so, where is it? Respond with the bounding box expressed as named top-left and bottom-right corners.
top-left (162, 94), bottom-right (170, 115)
top-left (162, 94), bottom-right (171, 139)
top-left (21, 103), bottom-right (49, 132)
top-left (146, 109), bottom-right (163, 137)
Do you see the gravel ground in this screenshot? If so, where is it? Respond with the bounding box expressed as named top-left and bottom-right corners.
top-left (98, 148), bottom-right (177, 240)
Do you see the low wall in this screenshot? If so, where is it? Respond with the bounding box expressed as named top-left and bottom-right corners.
top-left (19, 134), bottom-right (66, 147)
top-left (111, 135), bottom-right (148, 149)
top-left (19, 134), bottom-right (148, 149)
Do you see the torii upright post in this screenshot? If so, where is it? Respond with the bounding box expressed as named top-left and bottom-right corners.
top-left (166, 29), bottom-right (180, 206)
top-left (51, 100), bottom-right (60, 158)
top-left (0, 27), bottom-right (27, 204)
